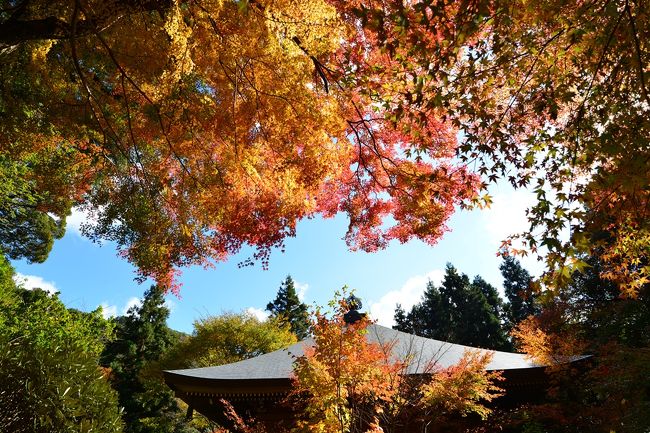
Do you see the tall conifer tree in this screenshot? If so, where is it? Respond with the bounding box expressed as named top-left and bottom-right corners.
top-left (500, 256), bottom-right (540, 328)
top-left (101, 286), bottom-right (184, 433)
top-left (266, 276), bottom-right (310, 340)
top-left (394, 264), bottom-right (511, 351)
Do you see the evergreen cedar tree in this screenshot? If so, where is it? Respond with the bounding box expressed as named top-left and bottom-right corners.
top-left (394, 259), bottom-right (541, 351)
top-left (499, 256), bottom-right (539, 325)
top-left (266, 275), bottom-right (310, 339)
top-left (101, 285), bottom-right (187, 433)
top-left (1, 0), bottom-right (648, 296)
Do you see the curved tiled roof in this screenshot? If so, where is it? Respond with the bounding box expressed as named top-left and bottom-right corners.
top-left (164, 324), bottom-right (542, 382)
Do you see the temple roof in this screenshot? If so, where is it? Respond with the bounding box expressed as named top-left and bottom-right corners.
top-left (164, 324), bottom-right (542, 383)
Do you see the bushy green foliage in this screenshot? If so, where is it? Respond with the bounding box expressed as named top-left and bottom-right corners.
top-left (562, 256), bottom-right (650, 349)
top-left (501, 252), bottom-right (650, 432)
top-left (161, 312), bottom-right (297, 370)
top-left (0, 154), bottom-right (68, 264)
top-left (0, 256), bottom-right (123, 433)
top-left (541, 257), bottom-right (649, 432)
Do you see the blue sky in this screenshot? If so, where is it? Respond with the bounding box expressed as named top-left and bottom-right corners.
top-left (11, 183), bottom-right (542, 334)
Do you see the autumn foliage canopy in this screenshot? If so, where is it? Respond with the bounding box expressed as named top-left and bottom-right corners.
top-left (1, 0), bottom-right (648, 293)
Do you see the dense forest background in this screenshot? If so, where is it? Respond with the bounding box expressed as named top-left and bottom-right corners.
top-left (2, 253), bottom-right (648, 432)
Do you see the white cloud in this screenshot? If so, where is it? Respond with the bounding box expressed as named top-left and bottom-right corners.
top-left (482, 189), bottom-right (537, 247)
top-left (369, 269), bottom-right (445, 328)
top-left (99, 303), bottom-right (118, 319)
top-left (480, 187), bottom-right (556, 278)
top-left (246, 306), bottom-right (269, 322)
top-left (122, 296), bottom-right (142, 315)
top-left (98, 295), bottom-right (175, 320)
top-left (295, 281), bottom-right (309, 301)
top-left (66, 207), bottom-right (90, 238)
top-left (13, 273), bottom-right (58, 294)
top-left (66, 206), bottom-right (109, 241)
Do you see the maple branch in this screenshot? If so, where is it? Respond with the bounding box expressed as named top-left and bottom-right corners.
top-left (575, 8), bottom-right (623, 121)
top-left (348, 120), bottom-right (389, 191)
top-left (260, 28), bottom-right (407, 205)
top-left (239, 64), bottom-right (301, 116)
top-left (349, 105), bottom-right (402, 189)
top-left (196, 4), bottom-right (305, 154)
top-left (291, 36), bottom-right (329, 94)
top-left (453, 51), bottom-right (531, 83)
top-left (498, 29), bottom-right (566, 131)
top-left (88, 17), bottom-right (202, 188)
top-left (282, 37), bottom-right (419, 198)
top-left (236, 0), bottom-right (333, 96)
top-left (69, 0), bottom-right (132, 168)
top-left (246, 1), bottom-right (410, 195)
top-left (624, 0), bottom-right (650, 106)
top-left (118, 69), bottom-right (154, 192)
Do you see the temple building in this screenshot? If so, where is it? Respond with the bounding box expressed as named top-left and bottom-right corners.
top-left (164, 322), bottom-right (570, 431)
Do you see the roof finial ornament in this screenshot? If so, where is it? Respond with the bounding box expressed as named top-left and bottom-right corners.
top-left (343, 294), bottom-right (365, 324)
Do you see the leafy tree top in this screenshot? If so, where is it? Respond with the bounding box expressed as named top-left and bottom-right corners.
top-left (161, 312), bottom-right (297, 370)
top-left (0, 156), bottom-right (67, 264)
